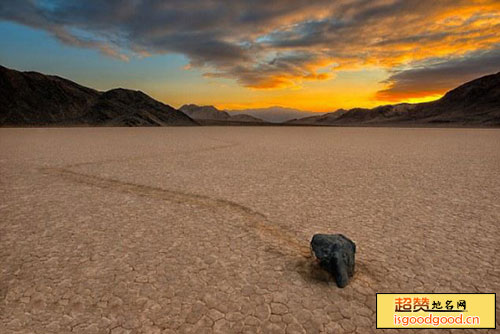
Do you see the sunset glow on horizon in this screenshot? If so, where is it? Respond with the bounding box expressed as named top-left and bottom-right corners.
top-left (1, 0), bottom-right (499, 112)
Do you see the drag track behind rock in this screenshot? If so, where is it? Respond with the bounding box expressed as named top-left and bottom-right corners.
top-left (40, 165), bottom-right (312, 260)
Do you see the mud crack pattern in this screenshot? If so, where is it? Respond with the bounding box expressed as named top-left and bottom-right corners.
top-left (1, 127), bottom-right (499, 333)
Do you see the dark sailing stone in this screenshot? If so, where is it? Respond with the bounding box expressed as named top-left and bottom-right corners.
top-left (311, 234), bottom-right (356, 288)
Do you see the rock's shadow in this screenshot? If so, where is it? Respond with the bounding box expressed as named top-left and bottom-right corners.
top-left (293, 257), bottom-right (334, 285)
top-left (293, 255), bottom-right (374, 289)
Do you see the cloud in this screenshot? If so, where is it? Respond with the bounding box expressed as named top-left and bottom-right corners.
top-left (1, 0), bottom-right (499, 91)
top-left (376, 47), bottom-right (500, 101)
top-left (204, 51), bottom-right (334, 89)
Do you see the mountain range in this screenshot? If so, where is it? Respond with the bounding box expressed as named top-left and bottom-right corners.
top-left (287, 72), bottom-right (500, 126)
top-left (179, 104), bottom-right (264, 124)
top-left (1, 65), bottom-right (499, 127)
top-left (0, 65), bottom-right (196, 126)
top-left (226, 107), bottom-right (323, 123)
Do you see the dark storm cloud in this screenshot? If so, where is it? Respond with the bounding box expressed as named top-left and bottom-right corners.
top-left (1, 0), bottom-right (499, 91)
top-left (376, 48), bottom-right (500, 100)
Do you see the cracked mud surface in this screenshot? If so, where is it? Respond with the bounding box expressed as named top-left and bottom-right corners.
top-left (1, 127), bottom-right (499, 333)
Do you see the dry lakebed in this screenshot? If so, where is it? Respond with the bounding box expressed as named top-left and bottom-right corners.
top-left (1, 127), bottom-right (499, 333)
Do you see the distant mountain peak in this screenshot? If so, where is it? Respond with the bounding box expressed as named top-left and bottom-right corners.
top-left (180, 104), bottom-right (219, 112)
top-left (179, 104), bottom-right (264, 123)
top-left (226, 106), bottom-right (322, 123)
top-left (180, 104), bottom-right (231, 120)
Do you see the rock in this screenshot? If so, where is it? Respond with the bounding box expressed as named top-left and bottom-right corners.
top-left (310, 234), bottom-right (356, 288)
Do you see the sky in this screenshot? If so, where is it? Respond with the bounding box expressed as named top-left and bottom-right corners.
top-left (0, 0), bottom-right (499, 112)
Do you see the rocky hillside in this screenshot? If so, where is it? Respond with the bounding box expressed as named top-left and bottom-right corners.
top-left (0, 66), bottom-right (197, 126)
top-left (87, 89), bottom-right (197, 126)
top-left (289, 72), bottom-right (500, 126)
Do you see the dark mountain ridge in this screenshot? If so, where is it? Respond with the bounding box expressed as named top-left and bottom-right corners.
top-left (2, 65), bottom-right (498, 127)
top-left (289, 72), bottom-right (500, 126)
top-left (0, 66), bottom-right (197, 126)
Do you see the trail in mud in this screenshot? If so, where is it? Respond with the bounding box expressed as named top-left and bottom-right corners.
top-left (39, 138), bottom-right (311, 259)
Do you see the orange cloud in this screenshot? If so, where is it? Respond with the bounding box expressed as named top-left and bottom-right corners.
top-left (375, 47), bottom-right (500, 102)
top-left (3, 0), bottom-right (500, 108)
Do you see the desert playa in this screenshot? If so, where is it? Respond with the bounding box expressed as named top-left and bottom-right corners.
top-left (1, 127), bottom-right (499, 333)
